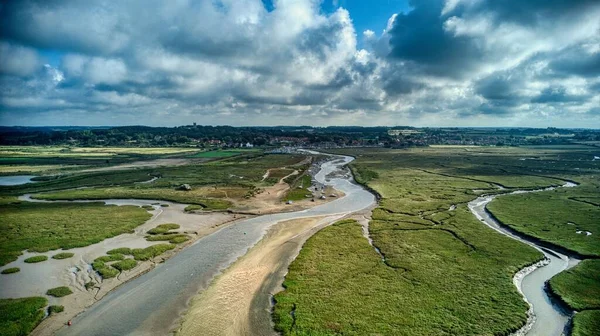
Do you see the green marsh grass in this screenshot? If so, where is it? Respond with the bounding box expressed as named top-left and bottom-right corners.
top-left (24, 256), bottom-right (47, 263)
top-left (48, 305), bottom-right (64, 314)
top-left (46, 286), bottom-right (72, 297)
top-left (52, 252), bottom-right (74, 260)
top-left (0, 202), bottom-right (151, 266)
top-left (0, 297), bottom-right (47, 336)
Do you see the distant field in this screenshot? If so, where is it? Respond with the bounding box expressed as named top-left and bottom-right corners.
top-left (33, 187), bottom-right (233, 210)
top-left (0, 202), bottom-right (151, 266)
top-left (0, 146), bottom-right (204, 175)
top-left (187, 149), bottom-right (259, 158)
top-left (0, 146), bottom-right (201, 157)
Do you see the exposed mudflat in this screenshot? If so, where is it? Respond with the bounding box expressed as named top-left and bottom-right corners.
top-left (0, 199), bottom-right (242, 336)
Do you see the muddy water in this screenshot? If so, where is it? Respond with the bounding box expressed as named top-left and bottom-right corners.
top-left (57, 154), bottom-right (375, 336)
top-left (468, 182), bottom-right (579, 336)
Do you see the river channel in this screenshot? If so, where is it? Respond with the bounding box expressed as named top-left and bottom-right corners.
top-left (57, 154), bottom-right (375, 335)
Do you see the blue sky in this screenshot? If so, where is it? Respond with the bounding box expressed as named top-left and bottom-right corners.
top-left (323, 0), bottom-right (411, 42)
top-left (0, 0), bottom-right (599, 127)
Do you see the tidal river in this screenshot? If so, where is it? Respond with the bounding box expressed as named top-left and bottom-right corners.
top-left (58, 154), bottom-right (375, 336)
top-left (55, 153), bottom-right (571, 336)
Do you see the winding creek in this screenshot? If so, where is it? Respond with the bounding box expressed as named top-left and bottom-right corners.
top-left (469, 182), bottom-right (579, 336)
top-left (4, 155), bottom-right (578, 335)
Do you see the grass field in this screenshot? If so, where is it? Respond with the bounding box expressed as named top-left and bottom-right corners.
top-left (0, 297), bottom-right (47, 336)
top-left (1, 153), bottom-right (307, 210)
top-left (187, 149), bottom-right (259, 158)
top-left (0, 146), bottom-right (204, 175)
top-left (0, 146), bottom-right (201, 157)
top-left (0, 202), bottom-right (151, 266)
top-left (273, 145), bottom-right (600, 335)
top-left (274, 219), bottom-right (541, 335)
top-left (32, 187), bottom-right (233, 210)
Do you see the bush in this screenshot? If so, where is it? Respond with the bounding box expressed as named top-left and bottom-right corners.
top-left (112, 259), bottom-right (137, 271)
top-left (94, 254), bottom-right (124, 263)
top-left (141, 205), bottom-right (154, 211)
top-left (1, 267), bottom-right (20, 274)
top-left (131, 244), bottom-right (175, 261)
top-left (48, 305), bottom-right (64, 314)
top-left (84, 281), bottom-right (95, 290)
top-left (169, 236), bottom-right (191, 244)
top-left (96, 267), bottom-right (119, 279)
top-left (46, 286), bottom-right (72, 297)
top-left (107, 248), bottom-right (131, 255)
top-left (184, 205), bottom-right (203, 212)
top-left (24, 256), bottom-right (47, 263)
top-left (147, 223), bottom-right (180, 234)
top-left (146, 234), bottom-right (189, 243)
top-left (52, 252), bottom-right (74, 260)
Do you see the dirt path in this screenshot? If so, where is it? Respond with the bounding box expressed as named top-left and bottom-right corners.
top-left (176, 215), bottom-right (341, 336)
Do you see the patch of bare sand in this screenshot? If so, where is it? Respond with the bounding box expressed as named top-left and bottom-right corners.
top-left (176, 214), bottom-right (348, 336)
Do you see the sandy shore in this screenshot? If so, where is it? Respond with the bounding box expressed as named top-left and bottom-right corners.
top-left (176, 207), bottom-right (374, 336)
top-left (175, 216), bottom-right (338, 336)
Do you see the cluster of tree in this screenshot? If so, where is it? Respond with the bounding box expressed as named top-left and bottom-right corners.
top-left (0, 125), bottom-right (597, 148)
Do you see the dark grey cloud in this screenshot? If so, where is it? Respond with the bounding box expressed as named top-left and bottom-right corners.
top-left (470, 0), bottom-right (600, 25)
top-left (531, 86), bottom-right (589, 104)
top-left (387, 0), bottom-right (482, 78)
top-left (1, 0), bottom-right (600, 127)
top-left (549, 46), bottom-right (600, 78)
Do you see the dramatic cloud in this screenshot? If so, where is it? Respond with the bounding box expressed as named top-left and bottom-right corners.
top-left (0, 0), bottom-right (599, 127)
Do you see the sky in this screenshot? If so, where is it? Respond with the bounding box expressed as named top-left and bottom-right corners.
top-left (0, 0), bottom-right (599, 128)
